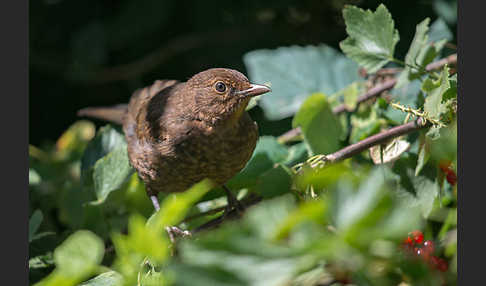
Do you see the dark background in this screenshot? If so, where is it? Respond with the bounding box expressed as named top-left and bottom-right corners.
top-left (29, 0), bottom-right (456, 146)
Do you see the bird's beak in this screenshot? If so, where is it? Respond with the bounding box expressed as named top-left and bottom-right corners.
top-left (236, 84), bottom-right (271, 98)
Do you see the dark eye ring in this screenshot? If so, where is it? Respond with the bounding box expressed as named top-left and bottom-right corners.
top-left (215, 81), bottom-right (226, 93)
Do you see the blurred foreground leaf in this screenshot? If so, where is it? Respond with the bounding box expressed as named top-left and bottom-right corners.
top-left (35, 230), bottom-right (104, 286)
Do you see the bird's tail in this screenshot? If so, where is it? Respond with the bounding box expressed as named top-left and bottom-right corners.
top-left (77, 104), bottom-right (128, 125)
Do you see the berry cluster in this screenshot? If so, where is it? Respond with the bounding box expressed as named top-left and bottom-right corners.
top-left (439, 160), bottom-right (457, 186)
top-left (401, 230), bottom-right (448, 272)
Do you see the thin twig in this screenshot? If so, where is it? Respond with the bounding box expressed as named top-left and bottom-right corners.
top-left (325, 118), bottom-right (429, 163)
top-left (278, 54), bottom-right (457, 143)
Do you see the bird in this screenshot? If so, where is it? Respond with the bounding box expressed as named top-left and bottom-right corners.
top-left (78, 68), bottom-right (271, 214)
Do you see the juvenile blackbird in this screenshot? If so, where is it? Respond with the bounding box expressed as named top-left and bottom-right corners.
top-left (78, 68), bottom-right (271, 211)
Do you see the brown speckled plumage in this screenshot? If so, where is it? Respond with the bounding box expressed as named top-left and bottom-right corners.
top-left (79, 68), bottom-right (270, 200)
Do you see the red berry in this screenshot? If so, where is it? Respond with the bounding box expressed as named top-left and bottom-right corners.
top-left (436, 258), bottom-right (448, 272)
top-left (446, 170), bottom-right (457, 185)
top-left (429, 256), bottom-right (449, 272)
top-left (422, 240), bottom-right (435, 255)
top-left (410, 230), bottom-right (424, 244)
top-left (415, 247), bottom-right (423, 256)
top-left (404, 236), bottom-right (413, 245)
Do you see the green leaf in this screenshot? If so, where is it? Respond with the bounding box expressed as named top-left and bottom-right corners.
top-left (243, 44), bottom-right (360, 120)
top-left (395, 18), bottom-right (448, 88)
top-left (340, 4), bottom-right (399, 73)
top-left (56, 120), bottom-right (96, 154)
top-left (175, 196), bottom-right (310, 286)
top-left (384, 80), bottom-right (422, 124)
top-left (169, 263), bottom-right (246, 286)
top-left (29, 209), bottom-right (43, 243)
top-left (423, 65), bottom-right (454, 138)
top-left (150, 179), bottom-right (215, 229)
top-left (428, 18), bottom-right (453, 43)
top-left (282, 142), bottom-right (308, 166)
top-left (227, 136), bottom-right (289, 190)
top-left (349, 105), bottom-right (384, 144)
top-left (415, 132), bottom-right (431, 176)
top-left (395, 18), bottom-right (430, 88)
top-left (254, 165), bottom-right (292, 198)
top-left (53, 230), bottom-right (104, 280)
top-left (335, 168), bottom-right (388, 230)
top-left (81, 125), bottom-right (126, 179)
top-left (433, 0), bottom-right (457, 25)
top-left (391, 155), bottom-right (439, 217)
top-left (92, 144), bottom-right (134, 204)
top-left (29, 168), bottom-right (41, 185)
top-left (293, 93), bottom-right (343, 155)
top-left (340, 82), bottom-right (361, 111)
top-left (79, 271), bottom-right (123, 286)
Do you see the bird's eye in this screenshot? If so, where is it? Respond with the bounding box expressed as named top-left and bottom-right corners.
top-left (215, 82), bottom-right (227, 93)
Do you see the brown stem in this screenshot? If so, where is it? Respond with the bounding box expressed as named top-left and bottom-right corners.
top-left (278, 54), bottom-right (457, 143)
top-left (326, 118), bottom-right (429, 163)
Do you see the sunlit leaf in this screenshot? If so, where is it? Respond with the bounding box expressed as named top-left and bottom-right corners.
top-left (369, 138), bottom-right (410, 164)
top-left (340, 4), bottom-right (399, 73)
top-left (92, 144), bottom-right (134, 204)
top-left (293, 93), bottom-right (343, 155)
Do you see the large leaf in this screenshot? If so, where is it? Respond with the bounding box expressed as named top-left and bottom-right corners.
top-left (340, 4), bottom-right (399, 73)
top-left (243, 44), bottom-right (360, 120)
top-left (293, 93), bottom-right (343, 155)
top-left (92, 144), bottom-right (134, 204)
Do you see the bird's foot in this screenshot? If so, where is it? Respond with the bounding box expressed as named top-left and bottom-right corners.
top-left (165, 226), bottom-right (192, 243)
top-left (150, 195), bottom-right (160, 211)
top-left (222, 185), bottom-right (245, 217)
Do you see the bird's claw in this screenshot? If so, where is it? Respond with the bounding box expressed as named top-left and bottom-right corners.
top-left (165, 226), bottom-right (192, 243)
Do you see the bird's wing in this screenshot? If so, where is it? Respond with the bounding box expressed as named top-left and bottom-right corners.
top-left (123, 79), bottom-right (179, 141)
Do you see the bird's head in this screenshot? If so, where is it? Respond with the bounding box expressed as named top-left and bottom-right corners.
top-left (186, 68), bottom-right (271, 124)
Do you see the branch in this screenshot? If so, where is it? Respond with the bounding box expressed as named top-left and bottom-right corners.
top-left (292, 118), bottom-right (430, 172)
top-left (326, 118), bottom-right (429, 163)
top-left (278, 54), bottom-right (457, 143)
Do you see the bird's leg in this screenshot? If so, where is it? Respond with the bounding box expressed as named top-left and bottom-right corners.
top-left (165, 226), bottom-right (192, 243)
top-left (222, 185), bottom-right (245, 214)
top-left (150, 195), bottom-right (160, 211)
